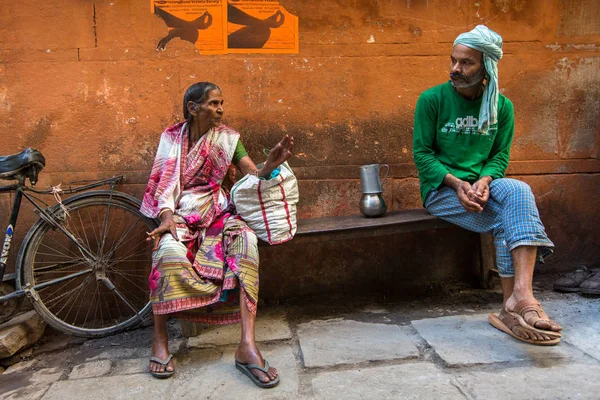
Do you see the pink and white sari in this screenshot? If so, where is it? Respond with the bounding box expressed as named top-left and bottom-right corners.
top-left (140, 122), bottom-right (259, 324)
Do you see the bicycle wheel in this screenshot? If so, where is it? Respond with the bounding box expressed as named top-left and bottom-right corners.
top-left (20, 191), bottom-right (158, 337)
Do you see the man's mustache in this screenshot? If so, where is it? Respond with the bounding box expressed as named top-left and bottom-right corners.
top-left (450, 72), bottom-right (468, 81)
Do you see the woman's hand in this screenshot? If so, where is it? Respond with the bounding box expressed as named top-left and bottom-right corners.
top-left (147, 209), bottom-right (179, 251)
top-left (258, 134), bottom-right (294, 177)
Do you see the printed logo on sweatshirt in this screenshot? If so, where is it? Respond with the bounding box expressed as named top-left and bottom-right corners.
top-left (441, 115), bottom-right (496, 136)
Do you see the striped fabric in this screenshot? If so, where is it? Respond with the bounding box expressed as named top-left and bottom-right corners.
top-left (142, 122), bottom-right (260, 324)
top-left (150, 214), bottom-right (259, 324)
top-left (425, 178), bottom-right (554, 277)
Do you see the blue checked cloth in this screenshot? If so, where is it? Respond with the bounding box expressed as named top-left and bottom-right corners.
top-left (425, 178), bottom-right (554, 277)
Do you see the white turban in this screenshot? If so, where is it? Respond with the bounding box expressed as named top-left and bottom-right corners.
top-left (454, 25), bottom-right (503, 135)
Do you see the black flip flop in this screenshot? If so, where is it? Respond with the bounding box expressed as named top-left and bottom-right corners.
top-left (235, 359), bottom-right (280, 388)
top-left (149, 354), bottom-right (175, 379)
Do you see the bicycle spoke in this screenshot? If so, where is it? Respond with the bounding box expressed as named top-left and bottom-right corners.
top-left (42, 275), bottom-right (93, 308)
top-left (105, 230), bottom-right (149, 262)
top-left (97, 284), bottom-right (104, 327)
top-left (52, 274), bottom-right (94, 318)
top-left (107, 268), bottom-right (149, 293)
top-left (104, 215), bottom-right (143, 257)
top-left (105, 250), bottom-right (152, 271)
top-left (111, 290), bottom-right (124, 323)
top-left (104, 270), bottom-right (148, 278)
top-left (76, 210), bottom-right (92, 252)
top-left (86, 207), bottom-right (101, 254)
top-left (63, 217), bottom-right (90, 255)
top-left (105, 278), bottom-right (146, 307)
top-left (101, 290), bottom-right (115, 324)
top-left (34, 260), bottom-right (87, 272)
top-left (61, 279), bottom-right (93, 324)
top-left (38, 237), bottom-right (83, 261)
top-left (102, 278), bottom-right (144, 316)
top-left (103, 210), bottom-right (126, 257)
top-left (82, 283), bottom-right (100, 329)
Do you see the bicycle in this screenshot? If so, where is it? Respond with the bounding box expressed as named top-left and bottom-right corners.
top-left (0, 148), bottom-right (158, 337)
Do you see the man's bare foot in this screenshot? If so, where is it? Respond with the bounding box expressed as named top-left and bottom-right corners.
top-left (149, 331), bottom-right (174, 375)
top-left (498, 309), bottom-right (557, 341)
top-left (505, 294), bottom-right (562, 332)
top-left (235, 341), bottom-right (278, 384)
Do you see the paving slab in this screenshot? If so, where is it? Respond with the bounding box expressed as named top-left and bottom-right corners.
top-left (542, 299), bottom-right (600, 361)
top-left (2, 359), bottom-right (37, 375)
top-left (41, 373), bottom-right (172, 400)
top-left (172, 343), bottom-right (299, 399)
top-left (0, 367), bottom-right (63, 400)
top-left (412, 313), bottom-right (584, 366)
top-left (113, 358), bottom-right (148, 375)
top-left (311, 363), bottom-right (464, 400)
top-left (40, 343), bottom-right (298, 400)
top-left (455, 363), bottom-right (600, 400)
top-left (68, 359), bottom-right (112, 380)
top-left (297, 319), bottom-right (419, 368)
top-left (186, 311), bottom-right (292, 347)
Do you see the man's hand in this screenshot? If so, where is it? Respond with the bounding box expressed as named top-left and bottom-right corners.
top-left (456, 181), bottom-right (484, 213)
top-left (471, 177), bottom-right (492, 207)
top-left (147, 209), bottom-right (179, 251)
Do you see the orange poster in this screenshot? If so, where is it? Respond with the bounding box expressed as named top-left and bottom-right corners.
top-left (226, 1), bottom-right (298, 53)
top-left (151, 0), bottom-right (227, 54)
top-left (151, 1), bottom-right (298, 54)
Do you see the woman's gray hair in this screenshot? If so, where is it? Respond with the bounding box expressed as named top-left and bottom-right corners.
top-left (183, 82), bottom-right (221, 121)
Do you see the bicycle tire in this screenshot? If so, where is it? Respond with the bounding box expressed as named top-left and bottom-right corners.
top-left (20, 191), bottom-right (158, 337)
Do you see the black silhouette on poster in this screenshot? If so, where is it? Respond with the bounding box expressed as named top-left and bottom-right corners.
top-left (155, 7), bottom-right (213, 50)
top-left (152, 0), bottom-right (297, 54)
top-left (227, 2), bottom-right (284, 49)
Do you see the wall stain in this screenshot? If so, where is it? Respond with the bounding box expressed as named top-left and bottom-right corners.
top-left (25, 116), bottom-right (52, 149)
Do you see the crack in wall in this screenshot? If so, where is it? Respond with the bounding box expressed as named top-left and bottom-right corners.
top-left (93, 4), bottom-right (98, 48)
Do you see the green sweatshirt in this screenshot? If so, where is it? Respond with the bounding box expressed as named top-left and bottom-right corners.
top-left (413, 81), bottom-right (514, 204)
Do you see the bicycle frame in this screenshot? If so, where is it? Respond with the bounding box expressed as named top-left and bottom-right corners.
top-left (0, 175), bottom-right (124, 303)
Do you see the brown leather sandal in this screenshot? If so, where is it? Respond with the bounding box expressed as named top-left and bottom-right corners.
top-left (488, 313), bottom-right (560, 346)
top-left (507, 299), bottom-right (562, 336)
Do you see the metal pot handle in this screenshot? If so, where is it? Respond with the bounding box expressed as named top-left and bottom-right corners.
top-left (379, 164), bottom-right (390, 187)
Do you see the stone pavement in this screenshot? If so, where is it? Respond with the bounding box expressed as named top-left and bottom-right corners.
top-left (0, 295), bottom-right (598, 399)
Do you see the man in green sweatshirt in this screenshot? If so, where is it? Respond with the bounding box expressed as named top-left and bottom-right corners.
top-left (413, 25), bottom-right (563, 345)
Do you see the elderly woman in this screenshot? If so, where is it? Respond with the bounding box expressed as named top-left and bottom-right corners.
top-left (140, 82), bottom-right (293, 387)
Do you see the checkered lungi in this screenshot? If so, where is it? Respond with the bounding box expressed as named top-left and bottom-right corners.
top-left (425, 178), bottom-right (554, 277)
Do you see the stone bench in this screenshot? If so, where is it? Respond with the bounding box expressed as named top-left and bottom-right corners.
top-left (278, 209), bottom-right (496, 289)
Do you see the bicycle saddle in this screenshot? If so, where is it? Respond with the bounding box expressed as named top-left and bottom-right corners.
top-left (0, 148), bottom-right (46, 185)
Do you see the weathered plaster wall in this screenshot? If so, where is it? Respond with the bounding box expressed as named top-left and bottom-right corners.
top-left (1, 0), bottom-right (599, 287)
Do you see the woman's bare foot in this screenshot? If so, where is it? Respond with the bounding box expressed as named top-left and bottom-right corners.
top-left (234, 341), bottom-right (278, 384)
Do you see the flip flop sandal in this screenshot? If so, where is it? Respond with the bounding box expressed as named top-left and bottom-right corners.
top-left (489, 313), bottom-right (560, 346)
top-left (507, 299), bottom-right (562, 338)
top-left (149, 354), bottom-right (175, 379)
top-left (235, 359), bottom-right (280, 389)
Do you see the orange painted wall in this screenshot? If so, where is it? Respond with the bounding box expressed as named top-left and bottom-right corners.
top-left (0, 0), bottom-right (599, 273)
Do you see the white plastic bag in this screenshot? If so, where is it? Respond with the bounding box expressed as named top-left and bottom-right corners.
top-left (230, 162), bottom-right (299, 245)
